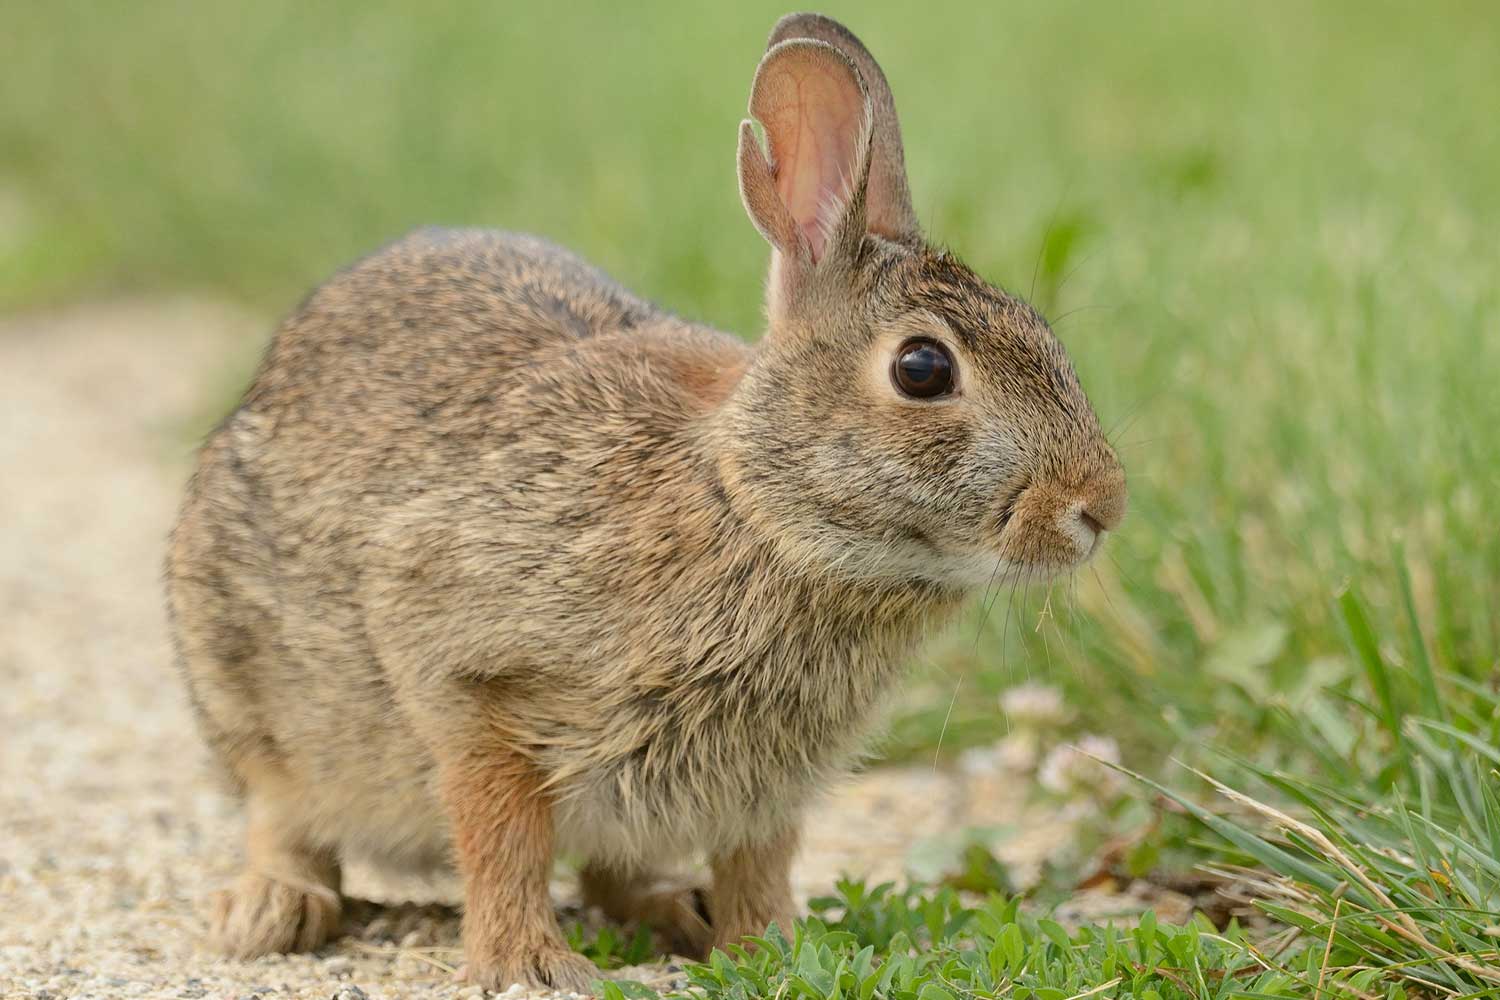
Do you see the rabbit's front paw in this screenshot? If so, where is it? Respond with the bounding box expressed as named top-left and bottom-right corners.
top-left (462, 945), bottom-right (600, 994)
top-left (211, 872), bottom-right (342, 958)
top-left (712, 906), bottom-right (797, 955)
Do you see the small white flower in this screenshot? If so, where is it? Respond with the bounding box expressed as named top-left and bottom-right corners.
top-left (957, 744), bottom-right (1000, 776)
top-left (998, 683), bottom-right (1070, 727)
top-left (1037, 735), bottom-right (1125, 799)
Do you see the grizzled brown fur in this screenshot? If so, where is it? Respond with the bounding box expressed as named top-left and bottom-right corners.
top-left (166, 13), bottom-right (1125, 992)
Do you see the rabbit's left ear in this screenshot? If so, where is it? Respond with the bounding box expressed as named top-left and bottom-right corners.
top-left (737, 38), bottom-right (873, 269)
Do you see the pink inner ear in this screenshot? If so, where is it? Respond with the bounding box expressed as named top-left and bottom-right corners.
top-left (758, 61), bottom-right (866, 261)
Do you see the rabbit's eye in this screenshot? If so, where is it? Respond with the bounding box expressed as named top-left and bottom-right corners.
top-left (892, 339), bottom-right (954, 399)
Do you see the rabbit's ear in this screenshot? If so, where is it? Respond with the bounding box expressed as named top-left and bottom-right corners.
top-left (767, 14), bottom-right (919, 244)
top-left (739, 39), bottom-right (872, 271)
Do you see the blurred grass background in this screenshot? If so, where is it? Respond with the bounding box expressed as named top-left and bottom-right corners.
top-left (4, 0), bottom-right (1497, 771)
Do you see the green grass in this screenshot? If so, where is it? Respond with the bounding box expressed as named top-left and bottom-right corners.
top-left (663, 888), bottom-right (1287, 1000)
top-left (6, 1), bottom-right (1499, 991)
top-left (1124, 587), bottom-right (1500, 996)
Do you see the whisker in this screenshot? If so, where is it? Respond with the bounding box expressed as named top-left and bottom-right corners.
top-left (932, 670), bottom-right (964, 770)
top-left (1068, 571), bottom-right (1085, 649)
top-left (1112, 433), bottom-right (1191, 452)
top-left (1000, 563), bottom-right (1025, 680)
top-left (1090, 563), bottom-right (1129, 637)
top-left (1030, 178), bottom-right (1076, 304)
top-left (1037, 583), bottom-right (1056, 678)
top-left (951, 559), bottom-right (1030, 762)
top-left (1103, 384), bottom-right (1172, 444)
top-left (1105, 550), bottom-right (1146, 592)
top-left (1056, 248), bottom-right (1100, 299)
top-left (972, 555), bottom-right (1010, 656)
top-left (1050, 302), bottom-right (1120, 327)
top-left (951, 557), bottom-right (1027, 765)
top-left (1008, 564), bottom-right (1036, 686)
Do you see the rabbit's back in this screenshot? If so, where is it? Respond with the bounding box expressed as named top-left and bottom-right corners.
top-left (251, 228), bottom-right (660, 414)
top-left (229, 227), bottom-right (753, 550)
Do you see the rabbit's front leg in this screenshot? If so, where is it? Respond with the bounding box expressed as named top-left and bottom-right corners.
top-left (708, 825), bottom-right (799, 952)
top-left (438, 743), bottom-right (598, 993)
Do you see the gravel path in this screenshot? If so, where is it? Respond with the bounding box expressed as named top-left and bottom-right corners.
top-left (0, 301), bottom-right (1172, 1000)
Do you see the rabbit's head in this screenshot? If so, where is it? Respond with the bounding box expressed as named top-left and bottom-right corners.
top-left (720, 13), bottom-right (1126, 588)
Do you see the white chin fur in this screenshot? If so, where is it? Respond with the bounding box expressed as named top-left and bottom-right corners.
top-left (938, 551), bottom-right (1032, 590)
top-left (802, 533), bottom-right (1023, 590)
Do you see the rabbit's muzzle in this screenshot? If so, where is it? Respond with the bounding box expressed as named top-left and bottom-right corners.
top-left (997, 460), bottom-right (1127, 573)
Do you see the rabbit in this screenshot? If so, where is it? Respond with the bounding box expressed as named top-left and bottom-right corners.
top-left (165, 11), bottom-right (1126, 993)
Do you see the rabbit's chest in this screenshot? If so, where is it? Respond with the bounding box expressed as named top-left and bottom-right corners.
top-left (554, 641), bottom-right (901, 861)
top-left (540, 554), bottom-right (956, 860)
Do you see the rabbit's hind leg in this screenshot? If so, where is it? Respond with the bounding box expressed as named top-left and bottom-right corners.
top-left (210, 760), bottom-right (344, 958)
top-left (168, 468), bottom-right (343, 955)
top-left (580, 862), bottom-right (713, 958)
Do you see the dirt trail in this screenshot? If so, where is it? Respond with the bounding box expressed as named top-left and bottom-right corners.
top-left (3, 301), bottom-right (1068, 999)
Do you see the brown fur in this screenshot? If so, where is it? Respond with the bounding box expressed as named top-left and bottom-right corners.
top-left (208, 757), bottom-right (342, 958)
top-left (440, 740), bottom-right (597, 991)
top-left (165, 13), bottom-right (1126, 991)
top-left (708, 826), bottom-right (800, 951)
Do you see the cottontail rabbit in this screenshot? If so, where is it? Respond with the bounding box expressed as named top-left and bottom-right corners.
top-left (167, 12), bottom-right (1125, 992)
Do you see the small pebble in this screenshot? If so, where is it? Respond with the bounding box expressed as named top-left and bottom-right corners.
top-left (323, 957), bottom-right (354, 976)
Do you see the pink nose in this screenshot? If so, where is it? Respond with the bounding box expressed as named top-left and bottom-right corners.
top-left (1080, 466), bottom-right (1127, 532)
top-left (1061, 468), bottom-right (1126, 555)
top-left (1003, 458), bottom-right (1127, 569)
top-left (1077, 493), bottom-right (1123, 536)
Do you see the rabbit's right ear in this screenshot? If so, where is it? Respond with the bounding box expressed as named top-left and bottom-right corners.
top-left (766, 14), bottom-right (920, 246)
top-left (737, 39), bottom-right (873, 309)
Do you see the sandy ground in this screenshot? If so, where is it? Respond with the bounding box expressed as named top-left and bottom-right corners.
top-left (0, 302), bottom-right (1167, 1000)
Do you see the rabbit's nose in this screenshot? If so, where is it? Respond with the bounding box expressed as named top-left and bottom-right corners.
top-left (1061, 467), bottom-right (1127, 552)
top-left (1061, 503), bottom-right (1103, 556)
top-left (1079, 493), bottom-right (1124, 534)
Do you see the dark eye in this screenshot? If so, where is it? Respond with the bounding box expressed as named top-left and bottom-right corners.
top-left (891, 339), bottom-right (955, 398)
